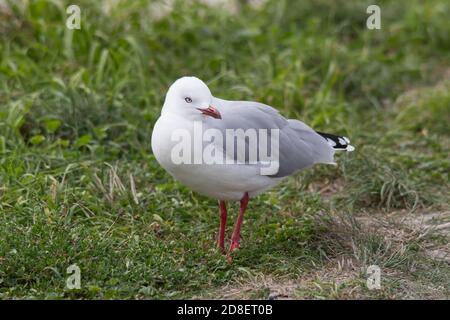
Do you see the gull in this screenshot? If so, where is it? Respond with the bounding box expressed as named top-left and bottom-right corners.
top-left (151, 77), bottom-right (354, 257)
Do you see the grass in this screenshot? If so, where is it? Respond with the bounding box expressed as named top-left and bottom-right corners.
top-left (0, 0), bottom-right (449, 299)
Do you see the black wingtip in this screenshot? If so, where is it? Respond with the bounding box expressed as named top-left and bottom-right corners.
top-left (316, 131), bottom-right (355, 151)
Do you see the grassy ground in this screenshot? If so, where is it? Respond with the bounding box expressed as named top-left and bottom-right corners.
top-left (0, 0), bottom-right (449, 299)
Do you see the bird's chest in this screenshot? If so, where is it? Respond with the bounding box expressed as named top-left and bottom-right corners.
top-left (151, 116), bottom-right (228, 183)
top-left (152, 116), bottom-right (191, 168)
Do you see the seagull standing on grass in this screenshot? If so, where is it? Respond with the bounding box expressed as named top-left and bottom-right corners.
top-left (151, 77), bottom-right (354, 258)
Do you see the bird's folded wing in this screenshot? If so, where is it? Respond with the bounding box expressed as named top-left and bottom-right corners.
top-left (203, 98), bottom-right (335, 177)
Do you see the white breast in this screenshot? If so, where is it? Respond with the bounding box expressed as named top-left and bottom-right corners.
top-left (151, 114), bottom-right (283, 201)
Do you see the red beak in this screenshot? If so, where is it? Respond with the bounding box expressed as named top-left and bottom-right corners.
top-left (197, 106), bottom-right (222, 119)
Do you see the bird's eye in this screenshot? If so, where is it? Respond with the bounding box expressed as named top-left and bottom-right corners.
top-left (185, 97), bottom-right (192, 103)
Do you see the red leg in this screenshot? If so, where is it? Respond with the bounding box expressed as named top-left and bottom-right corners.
top-left (217, 200), bottom-right (227, 253)
top-left (229, 192), bottom-right (249, 253)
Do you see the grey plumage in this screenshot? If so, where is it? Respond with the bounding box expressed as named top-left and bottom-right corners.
top-left (204, 97), bottom-right (336, 178)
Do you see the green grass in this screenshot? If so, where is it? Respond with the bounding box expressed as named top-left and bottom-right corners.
top-left (0, 0), bottom-right (449, 299)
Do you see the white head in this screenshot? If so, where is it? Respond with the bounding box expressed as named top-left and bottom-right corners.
top-left (162, 76), bottom-right (221, 120)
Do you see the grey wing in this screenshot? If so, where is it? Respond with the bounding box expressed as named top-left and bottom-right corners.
top-left (212, 98), bottom-right (287, 129)
top-left (206, 97), bottom-right (335, 177)
top-left (274, 119), bottom-right (335, 177)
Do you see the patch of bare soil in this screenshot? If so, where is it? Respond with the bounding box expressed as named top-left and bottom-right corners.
top-left (198, 262), bottom-right (363, 300)
top-left (201, 209), bottom-right (449, 299)
top-left (393, 210), bottom-right (450, 263)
